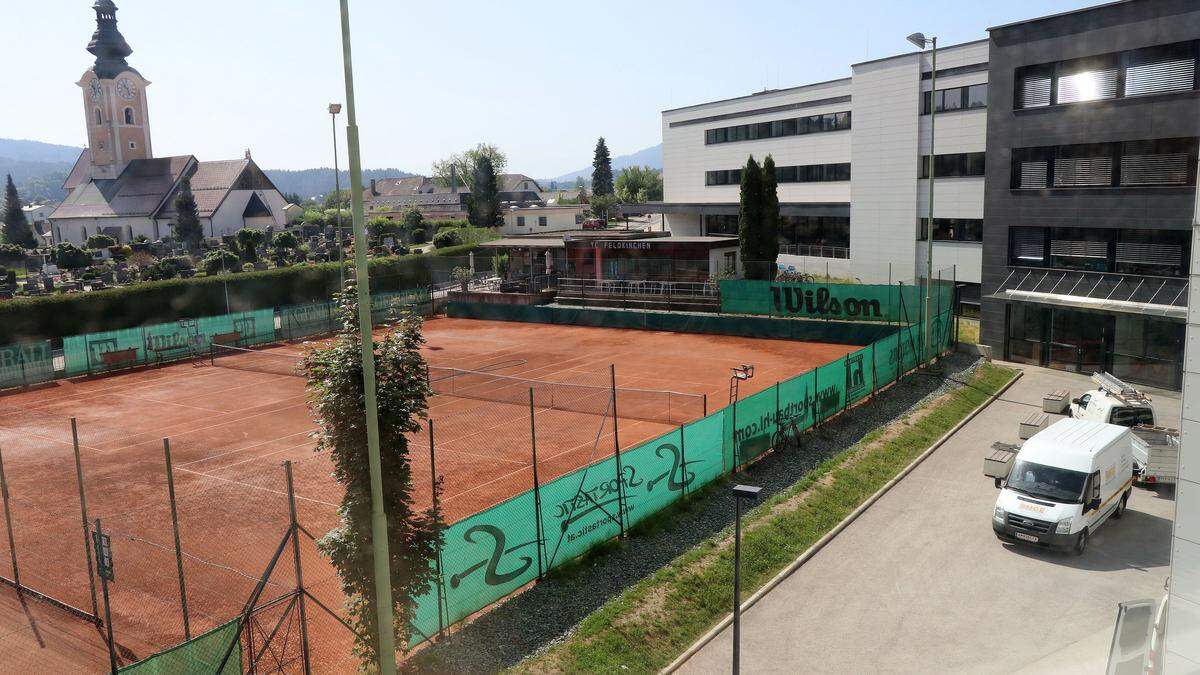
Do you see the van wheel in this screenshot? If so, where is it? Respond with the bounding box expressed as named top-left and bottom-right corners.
top-left (1072, 529), bottom-right (1088, 556)
top-left (1113, 491), bottom-right (1130, 519)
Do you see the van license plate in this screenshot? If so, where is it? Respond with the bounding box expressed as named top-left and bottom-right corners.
top-left (1015, 532), bottom-right (1039, 543)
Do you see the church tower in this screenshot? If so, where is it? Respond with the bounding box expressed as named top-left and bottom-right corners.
top-left (78, 1), bottom-right (152, 180)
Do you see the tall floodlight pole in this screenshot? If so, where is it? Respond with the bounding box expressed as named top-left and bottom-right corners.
top-left (338, 2), bottom-right (398, 672)
top-left (908, 32), bottom-right (937, 363)
top-left (330, 103), bottom-right (346, 290)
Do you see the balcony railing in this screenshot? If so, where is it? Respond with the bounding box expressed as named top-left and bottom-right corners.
top-left (779, 244), bottom-right (850, 259)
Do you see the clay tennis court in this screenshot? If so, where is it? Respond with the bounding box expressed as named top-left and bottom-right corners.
top-left (0, 316), bottom-right (852, 671)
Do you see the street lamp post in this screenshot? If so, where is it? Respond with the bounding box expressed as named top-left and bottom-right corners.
top-left (337, 2), bottom-right (397, 673)
top-left (329, 102), bottom-right (345, 290)
top-left (908, 32), bottom-right (937, 364)
top-left (731, 483), bottom-right (762, 675)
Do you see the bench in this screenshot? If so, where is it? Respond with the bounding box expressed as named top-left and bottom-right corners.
top-left (98, 347), bottom-right (139, 371)
top-left (1042, 389), bottom-right (1070, 414)
top-left (1019, 411), bottom-right (1049, 440)
top-left (146, 343), bottom-right (194, 365)
top-left (984, 441), bottom-right (1020, 482)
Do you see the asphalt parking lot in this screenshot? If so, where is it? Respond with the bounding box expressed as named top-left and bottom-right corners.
top-left (678, 363), bottom-right (1177, 674)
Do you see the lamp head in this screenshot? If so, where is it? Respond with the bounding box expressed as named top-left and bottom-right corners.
top-left (328, 103), bottom-right (343, 115)
top-left (907, 32), bottom-right (928, 48)
top-left (732, 484), bottom-right (763, 501)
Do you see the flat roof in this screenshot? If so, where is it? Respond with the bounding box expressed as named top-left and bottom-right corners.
top-left (988, 0), bottom-right (1130, 32)
top-left (662, 77), bottom-right (851, 115)
top-left (481, 238), bottom-right (566, 249)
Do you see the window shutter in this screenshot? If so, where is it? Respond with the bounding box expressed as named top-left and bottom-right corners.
top-left (1018, 160), bottom-right (1049, 188)
top-left (1050, 238), bottom-right (1107, 259)
top-left (1125, 45), bottom-right (1196, 97)
top-left (1018, 73), bottom-right (1052, 108)
top-left (1056, 67), bottom-right (1120, 103)
top-left (1012, 229), bottom-right (1044, 262)
top-left (1121, 152), bottom-right (1190, 186)
top-left (1116, 240), bottom-right (1183, 268)
top-left (1053, 156), bottom-right (1113, 187)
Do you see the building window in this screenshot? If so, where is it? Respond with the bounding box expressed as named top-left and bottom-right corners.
top-left (703, 214), bottom-right (739, 235)
top-left (516, 216), bottom-right (526, 227)
top-left (779, 216), bottom-right (850, 252)
top-left (706, 162), bottom-right (849, 186)
top-left (123, 107), bottom-right (135, 125)
top-left (1011, 138), bottom-right (1198, 189)
top-left (917, 218), bottom-right (983, 242)
top-left (538, 216), bottom-right (547, 227)
top-left (1014, 40), bottom-right (1199, 110)
top-left (918, 152), bottom-right (985, 178)
top-left (921, 83), bottom-right (988, 114)
top-left (1007, 226), bottom-right (1189, 277)
top-left (129, 141), bottom-right (137, 150)
top-left (704, 110), bottom-right (851, 145)
top-left (94, 108), bottom-right (103, 125)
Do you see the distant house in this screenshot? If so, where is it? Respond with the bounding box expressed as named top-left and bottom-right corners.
top-left (363, 173), bottom-right (545, 220)
top-left (501, 205), bottom-right (584, 235)
top-left (283, 202), bottom-right (305, 224)
top-left (48, 1), bottom-right (289, 245)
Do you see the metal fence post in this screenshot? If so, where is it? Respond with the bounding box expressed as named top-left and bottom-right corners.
top-left (610, 364), bottom-right (626, 537)
top-left (71, 418), bottom-right (100, 619)
top-left (814, 365), bottom-right (821, 427)
top-left (0, 444), bottom-right (20, 587)
top-left (529, 389), bottom-right (544, 580)
top-left (162, 439), bottom-right (191, 641)
top-left (679, 424), bottom-right (688, 499)
top-left (430, 420), bottom-right (446, 638)
top-left (283, 461), bottom-right (313, 675)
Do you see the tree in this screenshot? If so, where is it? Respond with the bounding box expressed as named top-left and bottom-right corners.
top-left (270, 230), bottom-right (301, 264)
top-left (433, 229), bottom-right (463, 249)
top-left (759, 154), bottom-right (781, 275)
top-left (172, 177), bottom-right (204, 252)
top-left (591, 138), bottom-right (614, 196)
top-left (234, 228), bottom-right (266, 263)
top-left (574, 176), bottom-right (586, 193)
top-left (281, 191), bottom-right (305, 206)
top-left (432, 143), bottom-right (508, 188)
top-left (467, 155), bottom-right (501, 228)
top-left (401, 206), bottom-right (424, 232)
top-left (2, 175), bottom-right (35, 249)
top-left (738, 155), bottom-right (769, 280)
top-left (587, 193), bottom-right (618, 222)
top-left (324, 189), bottom-right (352, 210)
top-left (615, 166), bottom-right (663, 203)
top-left (299, 283), bottom-right (441, 665)
top-left (367, 217), bottom-right (397, 244)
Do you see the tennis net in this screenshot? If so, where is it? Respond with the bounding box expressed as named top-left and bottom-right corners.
top-left (211, 344), bottom-right (304, 377)
top-left (429, 366), bottom-right (704, 426)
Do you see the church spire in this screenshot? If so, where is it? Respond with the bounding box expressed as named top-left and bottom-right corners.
top-left (86, 0), bottom-right (133, 79)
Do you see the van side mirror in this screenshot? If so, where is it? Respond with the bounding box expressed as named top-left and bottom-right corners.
top-left (1087, 498), bottom-right (1101, 512)
top-left (994, 477), bottom-right (1003, 489)
top-left (1071, 398), bottom-right (1082, 406)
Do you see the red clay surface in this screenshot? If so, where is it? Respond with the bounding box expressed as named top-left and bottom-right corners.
top-left (0, 317), bottom-right (852, 672)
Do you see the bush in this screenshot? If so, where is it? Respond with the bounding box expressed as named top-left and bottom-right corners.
top-left (426, 219), bottom-right (469, 230)
top-left (132, 234), bottom-right (149, 244)
top-left (0, 244), bottom-right (490, 342)
top-left (53, 243), bottom-right (93, 270)
top-left (201, 249), bottom-right (240, 275)
top-left (86, 234), bottom-right (117, 249)
top-left (411, 228), bottom-right (427, 245)
top-left (242, 263), bottom-right (255, 273)
top-left (0, 243), bottom-right (26, 265)
top-left (433, 229), bottom-right (463, 249)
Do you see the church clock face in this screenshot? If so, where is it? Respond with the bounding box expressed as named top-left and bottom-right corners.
top-left (89, 80), bottom-right (103, 102)
top-left (116, 78), bottom-right (136, 101)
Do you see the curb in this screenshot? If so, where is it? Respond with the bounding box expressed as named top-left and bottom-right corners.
top-left (661, 367), bottom-right (1024, 674)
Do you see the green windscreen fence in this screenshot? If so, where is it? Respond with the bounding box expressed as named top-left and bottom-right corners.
top-left (719, 279), bottom-right (955, 324)
top-left (118, 619), bottom-right (240, 674)
top-left (63, 308), bottom-right (276, 376)
top-left (0, 341), bottom-right (55, 389)
top-left (408, 307), bottom-right (957, 648)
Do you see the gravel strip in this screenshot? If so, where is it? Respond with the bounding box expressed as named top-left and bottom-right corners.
top-left (412, 353), bottom-right (984, 674)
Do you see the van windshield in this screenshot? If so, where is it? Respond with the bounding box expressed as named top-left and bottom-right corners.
top-left (1110, 407), bottom-right (1154, 427)
top-left (1006, 460), bottom-right (1087, 503)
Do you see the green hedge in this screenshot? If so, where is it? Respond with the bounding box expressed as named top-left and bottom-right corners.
top-left (0, 245), bottom-right (489, 343)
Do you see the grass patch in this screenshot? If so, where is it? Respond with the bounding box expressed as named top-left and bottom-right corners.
top-left (510, 363), bottom-right (1016, 674)
top-left (957, 316), bottom-right (980, 345)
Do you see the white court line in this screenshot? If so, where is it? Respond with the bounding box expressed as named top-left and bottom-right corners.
top-left (175, 428), bottom-right (316, 468)
top-left (175, 466), bottom-right (339, 508)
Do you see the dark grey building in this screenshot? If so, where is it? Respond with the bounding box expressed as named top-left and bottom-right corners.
top-left (981, 0), bottom-right (1200, 389)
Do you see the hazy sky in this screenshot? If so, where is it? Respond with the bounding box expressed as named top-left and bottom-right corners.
top-left (5, 0), bottom-right (1098, 177)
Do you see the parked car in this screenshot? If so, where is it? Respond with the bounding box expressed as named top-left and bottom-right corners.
top-left (582, 218), bottom-right (606, 230)
top-left (993, 418), bottom-right (1135, 555)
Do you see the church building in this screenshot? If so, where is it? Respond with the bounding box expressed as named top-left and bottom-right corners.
top-left (50, 1), bottom-right (288, 245)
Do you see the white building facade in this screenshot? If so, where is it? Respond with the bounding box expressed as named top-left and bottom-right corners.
top-left (657, 41), bottom-right (987, 303)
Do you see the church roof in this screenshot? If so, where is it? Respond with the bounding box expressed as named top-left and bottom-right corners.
top-left (62, 150), bottom-right (93, 191)
top-left (159, 158), bottom-right (281, 219)
top-left (52, 155), bottom-right (194, 220)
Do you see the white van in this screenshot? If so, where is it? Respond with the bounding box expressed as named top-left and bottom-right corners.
top-left (1069, 372), bottom-right (1155, 428)
top-left (993, 419), bottom-right (1134, 555)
